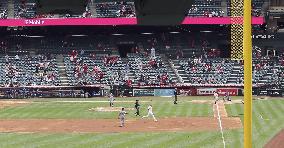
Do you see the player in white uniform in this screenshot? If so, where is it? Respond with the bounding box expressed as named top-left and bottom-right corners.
top-left (118, 107), bottom-right (127, 127)
top-left (142, 105), bottom-right (158, 122)
top-left (214, 91), bottom-right (220, 104)
top-left (109, 93), bottom-right (114, 107)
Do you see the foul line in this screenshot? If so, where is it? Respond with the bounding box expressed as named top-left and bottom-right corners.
top-left (259, 113), bottom-right (270, 121)
top-left (216, 103), bottom-right (226, 148)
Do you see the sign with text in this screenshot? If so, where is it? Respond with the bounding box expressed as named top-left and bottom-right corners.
top-left (196, 88), bottom-right (217, 96)
top-left (133, 89), bottom-right (154, 97)
top-left (216, 88), bottom-right (238, 96)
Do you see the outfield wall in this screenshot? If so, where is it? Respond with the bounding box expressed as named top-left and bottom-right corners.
top-left (0, 84), bottom-right (282, 99)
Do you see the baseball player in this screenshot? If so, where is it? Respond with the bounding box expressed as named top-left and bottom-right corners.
top-left (214, 91), bottom-right (222, 104)
top-left (109, 93), bottom-right (114, 107)
top-left (118, 107), bottom-right (128, 127)
top-left (174, 88), bottom-right (178, 104)
top-left (223, 91), bottom-right (232, 101)
top-left (142, 105), bottom-right (158, 122)
top-left (134, 100), bottom-right (140, 116)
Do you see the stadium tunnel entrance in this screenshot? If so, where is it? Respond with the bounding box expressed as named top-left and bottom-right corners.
top-left (117, 42), bottom-right (137, 58)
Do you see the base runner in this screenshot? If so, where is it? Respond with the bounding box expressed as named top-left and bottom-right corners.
top-left (118, 107), bottom-right (128, 127)
top-left (214, 91), bottom-right (224, 104)
top-left (142, 105), bottom-right (158, 122)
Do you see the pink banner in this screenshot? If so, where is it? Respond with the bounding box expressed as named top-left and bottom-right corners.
top-left (0, 17), bottom-right (264, 26)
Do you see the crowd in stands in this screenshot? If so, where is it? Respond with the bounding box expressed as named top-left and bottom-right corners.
top-left (14, 0), bottom-right (36, 18)
top-left (169, 43), bottom-right (283, 89)
top-left (0, 1), bottom-right (8, 19)
top-left (95, 1), bottom-right (135, 18)
top-left (1, 54), bottom-right (60, 87)
top-left (64, 48), bottom-right (175, 87)
top-left (188, 0), bottom-right (225, 17)
top-left (178, 58), bottom-right (233, 84)
top-left (0, 0), bottom-right (267, 19)
top-left (227, 0), bottom-right (265, 17)
top-left (0, 9), bottom-right (7, 19)
top-left (251, 0), bottom-right (265, 17)
top-left (0, 27), bottom-right (282, 91)
top-left (14, 0), bottom-right (92, 18)
top-left (58, 44), bottom-right (283, 89)
top-left (0, 47), bottom-right (281, 98)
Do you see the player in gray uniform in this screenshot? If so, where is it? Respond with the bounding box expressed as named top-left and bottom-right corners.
top-left (109, 93), bottom-right (114, 107)
top-left (118, 107), bottom-right (127, 127)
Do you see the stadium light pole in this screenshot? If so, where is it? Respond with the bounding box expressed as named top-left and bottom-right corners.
top-left (243, 0), bottom-right (252, 147)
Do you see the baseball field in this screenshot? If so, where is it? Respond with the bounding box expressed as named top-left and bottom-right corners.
top-left (0, 96), bottom-right (283, 148)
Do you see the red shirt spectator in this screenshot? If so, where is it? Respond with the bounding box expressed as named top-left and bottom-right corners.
top-left (83, 64), bottom-right (88, 74)
top-left (192, 66), bottom-right (197, 73)
top-left (98, 72), bottom-right (104, 80)
top-left (126, 79), bottom-right (132, 86)
top-left (70, 50), bottom-right (78, 58)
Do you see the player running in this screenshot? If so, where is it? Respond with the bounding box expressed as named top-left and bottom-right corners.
top-left (109, 93), bottom-right (114, 107)
top-left (214, 91), bottom-right (222, 104)
top-left (118, 107), bottom-right (128, 127)
top-left (142, 105), bottom-right (158, 122)
top-left (134, 100), bottom-right (140, 116)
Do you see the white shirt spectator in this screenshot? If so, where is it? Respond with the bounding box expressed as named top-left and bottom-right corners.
top-left (15, 55), bottom-right (19, 60)
top-left (151, 47), bottom-right (155, 58)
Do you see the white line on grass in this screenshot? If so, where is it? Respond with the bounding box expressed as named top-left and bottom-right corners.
top-left (52, 101), bottom-right (151, 103)
top-left (259, 113), bottom-right (270, 121)
top-left (216, 103), bottom-right (226, 148)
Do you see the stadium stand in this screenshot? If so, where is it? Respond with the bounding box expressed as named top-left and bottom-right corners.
top-left (95, 1), bottom-right (135, 18)
top-left (0, 1), bottom-right (8, 19)
top-left (63, 52), bottom-right (177, 86)
top-left (0, 23), bottom-right (282, 98)
top-left (14, 0), bottom-right (36, 18)
top-left (0, 54), bottom-right (60, 87)
top-left (8, 0), bottom-right (266, 18)
top-left (188, 0), bottom-right (224, 17)
top-left (227, 0), bottom-right (265, 17)
top-left (174, 58), bottom-right (234, 84)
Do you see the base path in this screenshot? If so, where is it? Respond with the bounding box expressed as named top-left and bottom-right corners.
top-left (0, 117), bottom-right (242, 133)
top-left (0, 101), bottom-right (30, 109)
top-left (213, 101), bottom-right (228, 118)
top-left (265, 129), bottom-right (284, 148)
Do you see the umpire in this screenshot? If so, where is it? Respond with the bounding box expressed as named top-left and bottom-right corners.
top-left (134, 100), bottom-right (140, 116)
top-left (174, 88), bottom-right (178, 104)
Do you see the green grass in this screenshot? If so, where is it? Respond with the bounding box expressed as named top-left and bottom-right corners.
top-left (226, 99), bottom-right (284, 148)
top-left (0, 131), bottom-right (244, 148)
top-left (0, 96), bottom-right (283, 147)
top-left (0, 99), bottom-right (212, 119)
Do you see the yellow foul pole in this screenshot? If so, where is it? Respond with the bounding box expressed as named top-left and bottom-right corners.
top-left (243, 0), bottom-right (252, 147)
